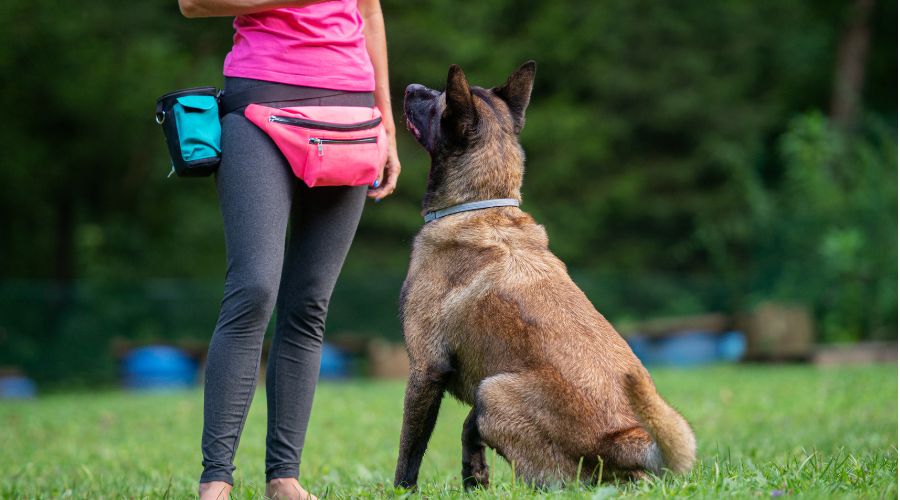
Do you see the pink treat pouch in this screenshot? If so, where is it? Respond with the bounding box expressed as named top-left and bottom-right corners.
top-left (244, 104), bottom-right (387, 187)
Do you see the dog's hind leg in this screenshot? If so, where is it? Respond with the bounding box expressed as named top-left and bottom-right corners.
top-left (461, 407), bottom-right (490, 489)
top-left (475, 373), bottom-right (580, 487)
top-left (595, 426), bottom-right (664, 481)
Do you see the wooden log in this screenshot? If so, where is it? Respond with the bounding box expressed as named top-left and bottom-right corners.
top-left (367, 339), bottom-right (409, 379)
top-left (619, 312), bottom-right (731, 338)
top-left (813, 342), bottom-right (898, 365)
top-left (738, 302), bottom-right (814, 360)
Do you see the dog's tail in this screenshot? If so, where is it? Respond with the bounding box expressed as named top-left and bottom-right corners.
top-left (624, 371), bottom-right (696, 474)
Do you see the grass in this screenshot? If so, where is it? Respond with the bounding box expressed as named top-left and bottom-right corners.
top-left (0, 365), bottom-right (896, 498)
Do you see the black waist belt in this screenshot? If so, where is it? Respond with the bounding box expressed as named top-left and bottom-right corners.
top-left (218, 83), bottom-right (369, 117)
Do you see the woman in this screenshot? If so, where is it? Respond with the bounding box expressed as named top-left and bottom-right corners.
top-left (177, 1), bottom-right (401, 498)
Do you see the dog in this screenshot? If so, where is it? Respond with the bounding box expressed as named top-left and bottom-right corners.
top-left (394, 61), bottom-right (696, 489)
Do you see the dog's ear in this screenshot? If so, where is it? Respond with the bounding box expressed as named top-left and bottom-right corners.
top-left (493, 60), bottom-right (536, 134)
top-left (443, 64), bottom-right (477, 137)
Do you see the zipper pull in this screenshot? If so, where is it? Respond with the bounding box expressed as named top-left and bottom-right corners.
top-left (167, 165), bottom-right (176, 178)
top-left (311, 138), bottom-right (324, 157)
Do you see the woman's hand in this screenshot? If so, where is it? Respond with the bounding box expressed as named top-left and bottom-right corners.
top-left (360, 0), bottom-right (400, 201)
top-left (368, 130), bottom-right (401, 201)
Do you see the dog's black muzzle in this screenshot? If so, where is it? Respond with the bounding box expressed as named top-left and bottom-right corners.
top-left (404, 84), bottom-right (440, 151)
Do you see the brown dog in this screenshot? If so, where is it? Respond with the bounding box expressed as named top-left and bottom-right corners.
top-left (394, 61), bottom-right (696, 489)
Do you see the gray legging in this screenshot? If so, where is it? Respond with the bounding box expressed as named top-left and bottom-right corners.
top-left (200, 77), bottom-right (373, 485)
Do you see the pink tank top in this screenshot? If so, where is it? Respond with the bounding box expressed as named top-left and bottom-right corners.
top-left (223, 0), bottom-right (375, 92)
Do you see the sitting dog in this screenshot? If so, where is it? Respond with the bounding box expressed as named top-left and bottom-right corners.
top-left (395, 61), bottom-right (696, 489)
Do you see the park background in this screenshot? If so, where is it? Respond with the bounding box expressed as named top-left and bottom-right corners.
top-left (0, 0), bottom-right (897, 388)
top-left (0, 0), bottom-right (897, 497)
top-left (0, 0), bottom-right (896, 388)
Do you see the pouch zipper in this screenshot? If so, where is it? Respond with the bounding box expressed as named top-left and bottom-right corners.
top-left (269, 114), bottom-right (382, 132)
top-left (309, 137), bottom-right (377, 156)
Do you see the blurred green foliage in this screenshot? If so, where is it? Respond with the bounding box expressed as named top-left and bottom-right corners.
top-left (0, 0), bottom-right (895, 385)
top-left (758, 112), bottom-right (897, 341)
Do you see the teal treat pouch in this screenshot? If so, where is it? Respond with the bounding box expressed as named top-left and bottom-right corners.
top-left (155, 87), bottom-right (221, 177)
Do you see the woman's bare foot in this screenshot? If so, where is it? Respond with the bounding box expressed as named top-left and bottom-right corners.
top-left (266, 477), bottom-right (317, 500)
top-left (198, 481), bottom-right (232, 500)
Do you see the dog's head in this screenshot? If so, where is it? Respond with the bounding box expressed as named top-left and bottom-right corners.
top-left (404, 61), bottom-right (536, 211)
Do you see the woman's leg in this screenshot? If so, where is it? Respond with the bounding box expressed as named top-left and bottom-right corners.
top-left (199, 107), bottom-right (296, 486)
top-left (264, 182), bottom-right (367, 482)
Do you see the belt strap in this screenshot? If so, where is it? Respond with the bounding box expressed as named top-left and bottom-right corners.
top-left (423, 198), bottom-right (520, 223)
top-left (218, 85), bottom-right (347, 116)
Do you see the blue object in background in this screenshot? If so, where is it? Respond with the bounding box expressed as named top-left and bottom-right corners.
top-left (656, 331), bottom-right (719, 366)
top-left (717, 330), bottom-right (748, 362)
top-left (0, 375), bottom-right (37, 399)
top-left (626, 335), bottom-right (656, 365)
top-left (626, 331), bottom-right (747, 366)
top-left (319, 343), bottom-right (349, 379)
top-left (123, 345), bottom-right (197, 390)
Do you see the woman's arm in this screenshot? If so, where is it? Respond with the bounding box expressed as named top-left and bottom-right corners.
top-left (358, 0), bottom-right (401, 200)
top-left (179, 0), bottom-right (321, 18)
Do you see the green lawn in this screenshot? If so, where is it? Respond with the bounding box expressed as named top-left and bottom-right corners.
top-left (1, 365), bottom-right (896, 498)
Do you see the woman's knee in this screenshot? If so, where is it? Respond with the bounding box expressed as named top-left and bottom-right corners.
top-left (222, 280), bottom-right (279, 324)
top-left (277, 296), bottom-right (330, 342)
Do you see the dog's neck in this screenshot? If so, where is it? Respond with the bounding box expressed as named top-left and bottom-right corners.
top-left (424, 182), bottom-right (522, 214)
top-left (423, 146), bottom-right (524, 213)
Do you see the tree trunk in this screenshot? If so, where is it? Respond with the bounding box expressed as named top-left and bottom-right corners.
top-left (829, 0), bottom-right (875, 129)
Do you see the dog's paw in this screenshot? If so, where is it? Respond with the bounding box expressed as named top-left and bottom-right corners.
top-left (462, 464), bottom-right (490, 490)
top-left (463, 474), bottom-right (489, 490)
top-left (393, 480), bottom-right (418, 491)
top-left (618, 470), bottom-right (651, 482)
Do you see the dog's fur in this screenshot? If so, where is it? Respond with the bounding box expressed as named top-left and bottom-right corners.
top-left (394, 62), bottom-right (696, 489)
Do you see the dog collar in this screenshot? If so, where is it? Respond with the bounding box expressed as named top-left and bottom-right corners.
top-left (423, 198), bottom-right (520, 223)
